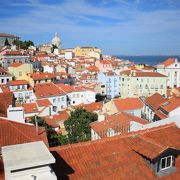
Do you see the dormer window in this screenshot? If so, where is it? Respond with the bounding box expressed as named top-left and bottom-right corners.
top-left (160, 156), bottom-right (173, 170)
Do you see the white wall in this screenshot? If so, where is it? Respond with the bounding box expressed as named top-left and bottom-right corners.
top-left (7, 106), bottom-right (25, 123)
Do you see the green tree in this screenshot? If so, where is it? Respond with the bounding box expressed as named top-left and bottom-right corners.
top-left (30, 115), bottom-right (68, 147)
top-left (51, 44), bottom-right (58, 53)
top-left (65, 108), bottom-right (98, 143)
top-left (48, 133), bottom-right (68, 146)
top-left (12, 39), bottom-right (34, 49)
top-left (4, 38), bottom-right (10, 46)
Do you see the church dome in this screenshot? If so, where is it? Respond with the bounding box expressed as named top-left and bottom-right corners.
top-left (51, 32), bottom-right (61, 49)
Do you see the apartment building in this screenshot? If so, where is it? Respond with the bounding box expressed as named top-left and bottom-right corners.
top-left (120, 71), bottom-right (167, 98)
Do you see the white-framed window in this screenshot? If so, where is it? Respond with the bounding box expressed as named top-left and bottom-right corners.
top-left (160, 156), bottom-right (173, 170)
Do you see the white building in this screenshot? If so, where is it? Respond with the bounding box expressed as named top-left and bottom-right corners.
top-left (156, 58), bottom-right (180, 88)
top-left (8, 80), bottom-right (35, 104)
top-left (34, 82), bottom-right (67, 113)
top-left (2, 141), bottom-right (57, 180)
top-left (57, 84), bottom-right (96, 106)
top-left (142, 93), bottom-right (167, 122)
top-left (7, 106), bottom-right (25, 123)
top-left (120, 71), bottom-right (167, 98)
top-left (65, 51), bottom-right (74, 60)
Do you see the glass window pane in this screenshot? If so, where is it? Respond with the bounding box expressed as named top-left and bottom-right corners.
top-left (167, 157), bottom-right (171, 167)
top-left (161, 158), bottom-right (166, 169)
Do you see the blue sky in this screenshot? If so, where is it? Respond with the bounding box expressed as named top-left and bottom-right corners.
top-left (1, 0), bottom-right (180, 55)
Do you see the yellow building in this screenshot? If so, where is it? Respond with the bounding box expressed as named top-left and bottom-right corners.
top-left (8, 62), bottom-right (33, 80)
top-left (74, 46), bottom-right (101, 59)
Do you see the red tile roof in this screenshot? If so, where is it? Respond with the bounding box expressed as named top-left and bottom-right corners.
top-left (0, 91), bottom-right (14, 117)
top-left (16, 103), bottom-right (39, 114)
top-left (34, 83), bottom-right (65, 98)
top-left (9, 62), bottom-right (23, 67)
top-left (134, 72), bottom-right (166, 77)
top-left (8, 80), bottom-right (28, 86)
top-left (124, 123), bottom-right (180, 160)
top-left (36, 99), bottom-right (52, 107)
top-left (91, 112), bottom-right (148, 137)
top-left (145, 93), bottom-right (167, 110)
top-left (0, 158), bottom-right (4, 180)
top-left (0, 117), bottom-right (48, 148)
top-left (30, 72), bottom-right (57, 80)
top-left (154, 110), bottom-right (168, 119)
top-left (49, 111), bottom-right (70, 121)
top-left (77, 102), bottom-right (103, 112)
top-left (57, 84), bottom-right (74, 93)
top-left (50, 123), bottom-right (180, 179)
top-left (5, 51), bottom-right (23, 56)
top-left (160, 58), bottom-right (177, 67)
top-left (160, 97), bottom-right (180, 113)
top-left (113, 98), bottom-right (143, 111)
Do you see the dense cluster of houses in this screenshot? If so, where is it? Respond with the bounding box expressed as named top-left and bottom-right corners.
top-left (0, 34), bottom-right (180, 179)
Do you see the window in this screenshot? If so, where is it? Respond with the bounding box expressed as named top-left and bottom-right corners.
top-left (160, 156), bottom-right (173, 170)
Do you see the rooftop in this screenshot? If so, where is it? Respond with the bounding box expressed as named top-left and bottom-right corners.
top-left (50, 123), bottom-right (180, 179)
top-left (2, 141), bottom-right (55, 171)
top-left (34, 83), bottom-right (65, 98)
top-left (113, 98), bottom-right (143, 111)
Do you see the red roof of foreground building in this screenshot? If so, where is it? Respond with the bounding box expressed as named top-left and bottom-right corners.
top-left (145, 93), bottom-right (167, 110)
top-left (113, 98), bottom-right (143, 111)
top-left (123, 124), bottom-right (180, 160)
top-left (34, 83), bottom-right (65, 98)
top-left (50, 123), bottom-right (180, 179)
top-left (0, 91), bottom-right (14, 117)
top-left (0, 118), bottom-right (48, 148)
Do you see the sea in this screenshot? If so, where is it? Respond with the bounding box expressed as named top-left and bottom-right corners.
top-left (115, 55), bottom-right (180, 66)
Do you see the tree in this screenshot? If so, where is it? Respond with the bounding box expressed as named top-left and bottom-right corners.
top-left (4, 38), bottom-right (10, 46)
top-left (48, 133), bottom-right (68, 147)
top-left (29, 115), bottom-right (68, 147)
top-left (12, 39), bottom-right (34, 49)
top-left (64, 108), bottom-right (98, 143)
top-left (51, 44), bottom-right (58, 53)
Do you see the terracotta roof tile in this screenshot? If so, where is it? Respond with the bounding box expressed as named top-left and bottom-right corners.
top-left (8, 80), bottom-right (28, 86)
top-left (91, 112), bottom-right (148, 137)
top-left (36, 99), bottom-right (52, 107)
top-left (159, 58), bottom-right (177, 67)
top-left (9, 62), bottom-right (23, 67)
top-left (0, 117), bottom-right (48, 148)
top-left (34, 83), bottom-right (65, 98)
top-left (16, 103), bottom-right (39, 114)
top-left (160, 97), bottom-right (180, 112)
top-left (49, 123), bottom-right (180, 179)
top-left (145, 93), bottom-right (167, 110)
top-left (113, 98), bottom-right (143, 111)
